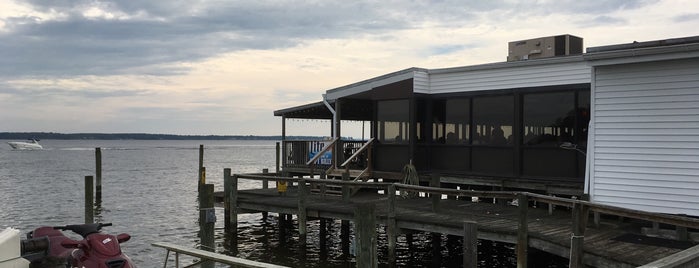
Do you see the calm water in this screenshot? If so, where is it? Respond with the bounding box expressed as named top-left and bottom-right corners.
top-left (0, 140), bottom-right (563, 267)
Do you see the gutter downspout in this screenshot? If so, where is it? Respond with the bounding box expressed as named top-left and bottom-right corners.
top-left (322, 94), bottom-right (337, 138)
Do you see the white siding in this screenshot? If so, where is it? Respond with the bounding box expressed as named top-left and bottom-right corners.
top-left (413, 70), bottom-right (429, 93)
top-left (591, 58), bottom-right (699, 216)
top-left (428, 60), bottom-right (590, 94)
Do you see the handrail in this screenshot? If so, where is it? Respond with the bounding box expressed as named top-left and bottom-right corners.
top-left (233, 173), bottom-right (699, 229)
top-left (305, 137), bottom-right (338, 166)
top-left (340, 138), bottom-right (375, 167)
top-left (152, 242), bottom-right (289, 268)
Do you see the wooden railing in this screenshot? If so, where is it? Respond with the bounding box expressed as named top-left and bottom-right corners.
top-left (340, 138), bottom-right (374, 180)
top-left (227, 173), bottom-right (699, 268)
top-left (153, 242), bottom-right (289, 268)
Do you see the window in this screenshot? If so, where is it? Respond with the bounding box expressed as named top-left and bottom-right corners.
top-left (377, 99), bottom-right (409, 144)
top-left (523, 92), bottom-right (575, 146)
top-left (473, 95), bottom-right (514, 146)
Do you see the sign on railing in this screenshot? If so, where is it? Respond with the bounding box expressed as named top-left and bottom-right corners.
top-left (309, 140), bottom-right (333, 165)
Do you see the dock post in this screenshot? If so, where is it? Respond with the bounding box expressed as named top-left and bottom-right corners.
top-left (198, 145), bottom-right (204, 185)
top-left (298, 179), bottom-right (308, 246)
top-left (354, 202), bottom-right (377, 268)
top-left (84, 176), bottom-right (94, 224)
top-left (516, 193), bottom-right (528, 268)
top-left (223, 169), bottom-right (237, 232)
top-left (199, 183), bottom-right (215, 268)
top-left (341, 172), bottom-right (350, 257)
top-left (261, 168), bottom-right (269, 221)
top-left (95, 147), bottom-right (102, 202)
top-left (430, 173), bottom-right (440, 212)
top-left (387, 184), bottom-right (397, 267)
top-left (569, 202), bottom-right (588, 268)
top-left (463, 221), bottom-right (477, 268)
top-left (432, 233), bottom-right (442, 267)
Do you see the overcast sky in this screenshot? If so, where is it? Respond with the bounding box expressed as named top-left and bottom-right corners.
top-left (1, 0), bottom-right (698, 137)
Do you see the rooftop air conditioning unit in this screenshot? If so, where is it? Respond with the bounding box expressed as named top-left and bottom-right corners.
top-left (507, 34), bottom-right (583, 62)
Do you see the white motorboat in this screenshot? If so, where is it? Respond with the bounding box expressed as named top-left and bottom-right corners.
top-left (7, 139), bottom-right (43, 150)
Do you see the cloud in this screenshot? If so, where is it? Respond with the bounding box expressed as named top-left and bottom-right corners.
top-left (673, 13), bottom-right (699, 23)
top-left (2, 1), bottom-right (658, 78)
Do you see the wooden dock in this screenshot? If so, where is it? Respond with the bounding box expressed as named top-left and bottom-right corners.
top-left (215, 172), bottom-right (699, 268)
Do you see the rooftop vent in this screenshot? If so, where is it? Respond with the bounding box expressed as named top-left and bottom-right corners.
top-left (507, 34), bottom-right (583, 62)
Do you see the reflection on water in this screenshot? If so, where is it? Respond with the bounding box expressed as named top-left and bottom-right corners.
top-left (0, 140), bottom-right (566, 267)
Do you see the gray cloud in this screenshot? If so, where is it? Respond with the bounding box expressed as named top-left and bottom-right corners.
top-left (673, 13), bottom-right (699, 23)
top-left (1, 1), bottom-right (656, 78)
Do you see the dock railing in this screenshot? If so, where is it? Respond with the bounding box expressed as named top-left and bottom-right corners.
top-left (227, 172), bottom-right (699, 268)
top-left (152, 242), bottom-right (289, 268)
top-left (282, 139), bottom-right (369, 176)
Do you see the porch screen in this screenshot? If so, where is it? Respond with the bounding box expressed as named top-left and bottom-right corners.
top-left (377, 99), bottom-right (410, 144)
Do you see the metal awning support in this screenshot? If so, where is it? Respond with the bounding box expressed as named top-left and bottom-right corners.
top-left (322, 94), bottom-right (337, 138)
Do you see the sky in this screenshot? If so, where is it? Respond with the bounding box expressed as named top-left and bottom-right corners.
top-left (1, 0), bottom-right (698, 137)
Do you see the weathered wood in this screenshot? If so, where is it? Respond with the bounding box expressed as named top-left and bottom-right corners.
top-left (261, 169), bottom-right (269, 220)
top-left (569, 202), bottom-right (588, 268)
top-left (298, 179), bottom-right (308, 242)
top-left (354, 202), bottom-right (377, 268)
top-left (224, 169), bottom-right (236, 233)
top-left (677, 226), bottom-right (689, 241)
top-left (517, 194), bottom-right (528, 268)
top-left (275, 142), bottom-right (280, 175)
top-left (84, 175), bottom-right (94, 224)
top-left (199, 184), bottom-right (215, 268)
top-left (387, 184), bottom-right (397, 266)
top-left (342, 172), bottom-right (350, 201)
top-left (430, 173), bottom-right (440, 212)
top-left (432, 233), bottom-right (441, 267)
top-left (463, 221), bottom-right (477, 268)
top-left (95, 147), bottom-right (102, 202)
top-left (199, 145), bottom-right (204, 185)
top-left (341, 219), bottom-right (350, 256)
top-left (153, 242), bottom-right (290, 268)
top-left (637, 244), bottom-right (699, 268)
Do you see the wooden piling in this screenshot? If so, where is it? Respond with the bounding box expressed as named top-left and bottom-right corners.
top-left (198, 145), bottom-right (204, 185)
top-left (517, 194), bottom-right (528, 268)
top-left (261, 169), bottom-right (269, 220)
top-left (569, 202), bottom-right (588, 268)
top-left (387, 184), bottom-right (397, 266)
top-left (84, 176), bottom-right (94, 224)
top-left (275, 142), bottom-right (280, 175)
top-left (432, 233), bottom-right (442, 267)
top-left (298, 179), bottom-right (308, 241)
top-left (224, 169), bottom-right (237, 234)
top-left (95, 147), bottom-right (102, 202)
top-left (199, 183), bottom-right (215, 268)
top-left (463, 221), bottom-right (477, 268)
top-left (354, 202), bottom-right (377, 268)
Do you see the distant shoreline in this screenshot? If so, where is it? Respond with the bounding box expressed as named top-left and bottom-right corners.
top-left (0, 132), bottom-right (323, 140)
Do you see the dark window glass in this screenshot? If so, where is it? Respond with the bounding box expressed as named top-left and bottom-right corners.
top-left (577, 90), bottom-right (590, 145)
top-left (473, 95), bottom-right (514, 146)
top-left (523, 92), bottom-right (575, 146)
top-left (445, 99), bottom-right (470, 144)
top-left (377, 99), bottom-right (409, 144)
top-left (432, 100), bottom-right (446, 143)
top-left (432, 98), bottom-right (470, 144)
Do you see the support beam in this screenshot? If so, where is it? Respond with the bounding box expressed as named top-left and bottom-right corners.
top-left (517, 194), bottom-right (528, 268)
top-left (463, 221), bottom-right (477, 268)
top-left (354, 202), bottom-right (377, 268)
